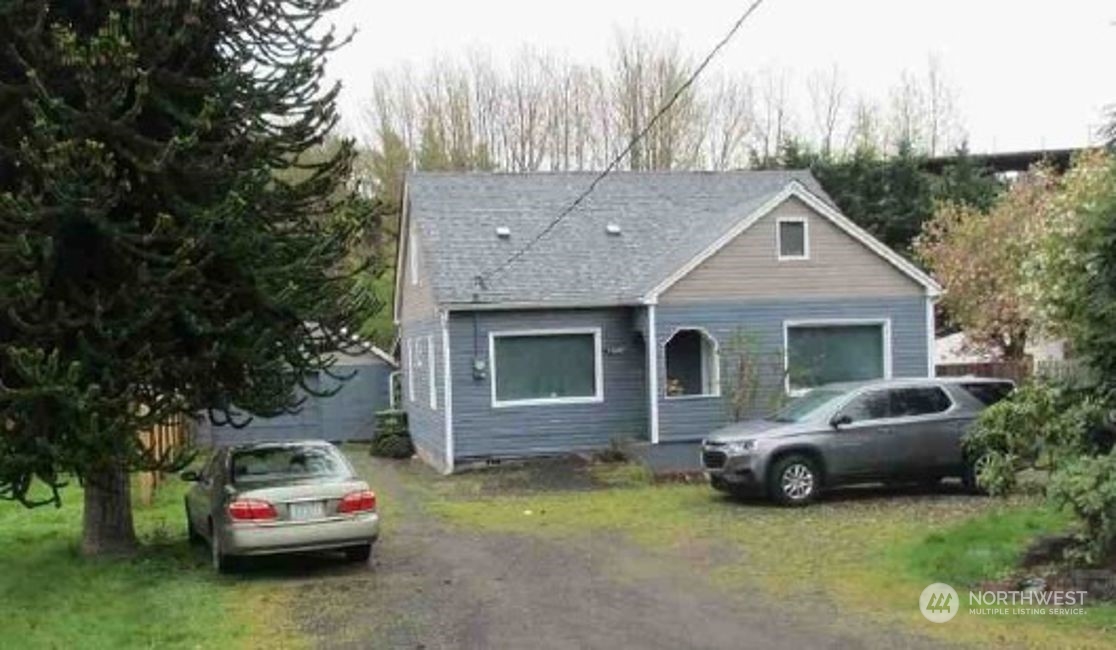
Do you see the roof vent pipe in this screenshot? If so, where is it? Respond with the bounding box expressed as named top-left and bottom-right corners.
top-left (495, 226), bottom-right (511, 239)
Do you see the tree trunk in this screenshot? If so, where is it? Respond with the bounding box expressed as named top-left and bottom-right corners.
top-left (82, 461), bottom-right (137, 556)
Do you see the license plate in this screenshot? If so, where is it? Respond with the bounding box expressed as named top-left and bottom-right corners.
top-left (288, 501), bottom-right (325, 521)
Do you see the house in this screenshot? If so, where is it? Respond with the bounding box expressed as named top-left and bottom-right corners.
top-left (394, 170), bottom-right (940, 473)
top-left (198, 345), bottom-right (398, 446)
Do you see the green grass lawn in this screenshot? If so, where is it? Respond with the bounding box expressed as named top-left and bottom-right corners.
top-left (0, 477), bottom-right (299, 650)
top-left (893, 505), bottom-right (1116, 636)
top-left (414, 461), bottom-right (1116, 649)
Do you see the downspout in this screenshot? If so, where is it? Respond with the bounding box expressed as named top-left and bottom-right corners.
top-left (647, 304), bottom-right (660, 444)
top-left (440, 310), bottom-right (454, 474)
top-left (926, 293), bottom-right (937, 378)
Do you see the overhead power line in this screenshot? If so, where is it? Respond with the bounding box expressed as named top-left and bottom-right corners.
top-left (474, 0), bottom-right (770, 290)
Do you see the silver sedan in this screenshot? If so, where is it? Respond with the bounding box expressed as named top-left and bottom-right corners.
top-left (182, 440), bottom-right (380, 572)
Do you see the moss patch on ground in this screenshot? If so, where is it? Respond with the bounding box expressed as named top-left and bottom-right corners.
top-left (413, 461), bottom-right (1115, 649)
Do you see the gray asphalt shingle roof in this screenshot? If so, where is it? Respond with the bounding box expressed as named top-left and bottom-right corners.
top-left (405, 170), bottom-right (836, 307)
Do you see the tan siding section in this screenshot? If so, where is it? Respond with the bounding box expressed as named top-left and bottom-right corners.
top-left (661, 197), bottom-right (923, 303)
top-left (400, 221), bottom-right (438, 323)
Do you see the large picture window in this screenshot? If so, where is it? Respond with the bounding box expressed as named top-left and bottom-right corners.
top-left (490, 329), bottom-right (602, 407)
top-left (785, 321), bottom-right (888, 393)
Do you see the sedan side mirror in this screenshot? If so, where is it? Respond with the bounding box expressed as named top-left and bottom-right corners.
top-left (830, 414), bottom-right (853, 429)
top-left (180, 470), bottom-right (201, 482)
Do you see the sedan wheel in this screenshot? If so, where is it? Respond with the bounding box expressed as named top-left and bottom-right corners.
top-left (344, 543), bottom-right (373, 563)
top-left (210, 525), bottom-right (236, 574)
top-left (769, 455), bottom-right (820, 506)
top-left (185, 501), bottom-right (203, 545)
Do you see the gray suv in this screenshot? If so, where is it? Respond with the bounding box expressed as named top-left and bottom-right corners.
top-left (701, 377), bottom-right (1014, 505)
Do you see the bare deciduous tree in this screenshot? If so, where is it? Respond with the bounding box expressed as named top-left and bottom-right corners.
top-left (844, 95), bottom-right (884, 155)
top-left (754, 66), bottom-right (793, 165)
top-left (703, 73), bottom-right (755, 170)
top-left (807, 64), bottom-right (845, 159)
top-left (354, 34), bottom-right (967, 173)
top-left (888, 69), bottom-right (924, 152)
top-left (924, 54), bottom-right (963, 156)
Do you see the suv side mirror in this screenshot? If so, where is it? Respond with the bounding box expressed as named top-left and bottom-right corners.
top-left (830, 414), bottom-right (853, 429)
top-left (180, 470), bottom-right (201, 482)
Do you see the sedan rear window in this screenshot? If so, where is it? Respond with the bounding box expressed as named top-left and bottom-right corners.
top-left (960, 381), bottom-right (1015, 406)
top-left (231, 446), bottom-right (348, 484)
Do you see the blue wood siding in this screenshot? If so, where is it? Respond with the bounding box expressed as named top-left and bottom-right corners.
top-left (656, 296), bottom-right (930, 442)
top-left (400, 318), bottom-right (446, 470)
top-left (198, 360), bottom-right (394, 446)
top-left (447, 308), bottom-right (648, 461)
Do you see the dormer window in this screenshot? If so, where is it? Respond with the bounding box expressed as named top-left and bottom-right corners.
top-left (777, 217), bottom-right (808, 261)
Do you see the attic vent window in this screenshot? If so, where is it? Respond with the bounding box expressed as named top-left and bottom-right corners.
top-left (495, 226), bottom-right (511, 239)
top-left (605, 223), bottom-right (622, 236)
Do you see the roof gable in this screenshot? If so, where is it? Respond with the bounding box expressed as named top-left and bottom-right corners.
top-left (647, 181), bottom-right (939, 300)
top-left (403, 170), bottom-right (843, 308)
top-left (659, 195), bottom-right (926, 302)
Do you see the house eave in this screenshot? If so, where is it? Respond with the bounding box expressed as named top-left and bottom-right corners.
top-left (440, 298), bottom-right (645, 312)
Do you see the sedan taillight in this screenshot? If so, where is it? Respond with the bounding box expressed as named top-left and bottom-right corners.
top-left (338, 490), bottom-right (377, 514)
top-left (227, 498), bottom-right (278, 521)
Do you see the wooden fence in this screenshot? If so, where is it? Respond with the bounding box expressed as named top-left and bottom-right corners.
top-left (936, 358), bottom-right (1087, 386)
top-left (935, 359), bottom-right (1033, 384)
top-left (137, 414), bottom-right (194, 506)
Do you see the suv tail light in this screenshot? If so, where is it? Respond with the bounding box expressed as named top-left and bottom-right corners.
top-left (227, 498), bottom-right (278, 521)
top-left (338, 490), bottom-right (376, 514)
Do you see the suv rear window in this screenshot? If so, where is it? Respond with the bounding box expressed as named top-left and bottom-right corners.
top-left (231, 445), bottom-right (348, 484)
top-left (960, 381), bottom-right (1015, 406)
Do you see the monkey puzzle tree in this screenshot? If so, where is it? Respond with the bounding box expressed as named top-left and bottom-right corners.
top-left (0, 0), bottom-right (377, 555)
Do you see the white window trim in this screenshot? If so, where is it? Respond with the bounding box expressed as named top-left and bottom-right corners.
top-left (662, 326), bottom-right (721, 400)
top-left (427, 335), bottom-right (438, 410)
top-left (782, 318), bottom-right (892, 396)
top-left (488, 327), bottom-right (604, 408)
top-left (406, 338), bottom-right (415, 402)
top-left (776, 216), bottom-right (809, 261)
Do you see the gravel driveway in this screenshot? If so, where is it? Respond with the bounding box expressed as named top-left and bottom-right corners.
top-left (261, 454), bottom-right (952, 650)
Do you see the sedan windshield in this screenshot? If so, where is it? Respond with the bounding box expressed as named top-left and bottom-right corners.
top-left (767, 388), bottom-right (850, 423)
top-left (231, 445), bottom-right (348, 484)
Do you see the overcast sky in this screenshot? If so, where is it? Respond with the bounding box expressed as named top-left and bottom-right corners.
top-left (325, 0), bottom-right (1115, 154)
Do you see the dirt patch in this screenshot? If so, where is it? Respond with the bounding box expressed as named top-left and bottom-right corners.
top-left (276, 455), bottom-right (955, 650)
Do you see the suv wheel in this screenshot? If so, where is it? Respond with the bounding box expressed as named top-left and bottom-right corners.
top-left (769, 455), bottom-right (820, 506)
top-left (962, 454), bottom-right (991, 494)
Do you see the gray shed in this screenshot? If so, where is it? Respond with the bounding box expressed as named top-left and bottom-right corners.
top-left (198, 346), bottom-right (398, 447)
